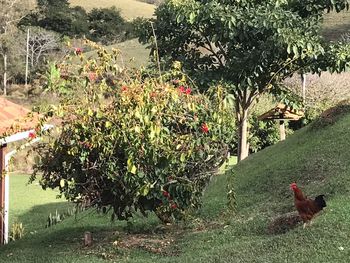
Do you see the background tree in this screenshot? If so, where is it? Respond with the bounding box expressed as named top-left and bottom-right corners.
top-left (22, 1), bottom-right (134, 44)
top-left (88, 7), bottom-right (132, 44)
top-left (0, 0), bottom-right (33, 95)
top-left (137, 0), bottom-right (350, 162)
top-left (21, 0), bottom-right (89, 38)
top-left (25, 27), bottom-right (60, 70)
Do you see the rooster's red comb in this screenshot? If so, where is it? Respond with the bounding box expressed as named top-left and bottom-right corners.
top-left (290, 182), bottom-right (297, 189)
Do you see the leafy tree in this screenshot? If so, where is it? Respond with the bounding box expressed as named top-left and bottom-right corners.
top-left (88, 7), bottom-right (131, 44)
top-left (21, 0), bottom-right (89, 38)
top-left (31, 43), bottom-right (235, 222)
top-left (0, 0), bottom-right (32, 95)
top-left (22, 2), bottom-right (134, 44)
top-left (137, 0), bottom-right (350, 162)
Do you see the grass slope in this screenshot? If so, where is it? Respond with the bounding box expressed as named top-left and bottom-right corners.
top-left (323, 10), bottom-right (350, 40)
top-left (69, 0), bottom-right (155, 20)
top-left (2, 109), bottom-right (350, 262)
top-left (84, 39), bottom-right (150, 68)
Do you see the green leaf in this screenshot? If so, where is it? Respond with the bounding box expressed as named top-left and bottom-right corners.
top-left (151, 106), bottom-right (158, 114)
top-left (60, 179), bottom-right (65, 188)
top-left (287, 44), bottom-right (291, 54)
top-left (180, 153), bottom-right (186, 162)
top-left (189, 12), bottom-right (196, 24)
top-left (135, 110), bottom-right (141, 119)
top-left (131, 165), bottom-right (137, 174)
top-left (176, 13), bottom-right (184, 23)
top-left (105, 121), bottom-right (112, 128)
top-left (292, 45), bottom-right (299, 57)
top-left (149, 130), bottom-right (155, 140)
top-left (88, 109), bottom-right (94, 116)
top-left (307, 43), bottom-right (312, 52)
top-left (127, 157), bottom-right (137, 174)
top-left (139, 183), bottom-right (150, 196)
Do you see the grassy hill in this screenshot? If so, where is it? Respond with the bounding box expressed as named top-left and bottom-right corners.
top-left (69, 0), bottom-right (155, 20)
top-left (2, 104), bottom-right (350, 262)
top-left (84, 39), bottom-right (150, 68)
top-left (323, 10), bottom-right (350, 40)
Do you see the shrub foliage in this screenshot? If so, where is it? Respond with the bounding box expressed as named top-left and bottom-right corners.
top-left (32, 42), bottom-right (235, 221)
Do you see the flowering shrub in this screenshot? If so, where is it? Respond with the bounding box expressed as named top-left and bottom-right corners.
top-left (32, 42), bottom-right (235, 222)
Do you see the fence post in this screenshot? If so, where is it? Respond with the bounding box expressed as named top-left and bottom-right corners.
top-left (0, 144), bottom-right (7, 245)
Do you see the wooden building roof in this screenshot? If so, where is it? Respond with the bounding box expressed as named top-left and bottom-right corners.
top-left (0, 97), bottom-right (38, 136)
top-left (258, 103), bottom-right (304, 121)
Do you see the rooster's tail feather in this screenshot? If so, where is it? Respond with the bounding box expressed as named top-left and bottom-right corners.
top-left (314, 195), bottom-right (326, 209)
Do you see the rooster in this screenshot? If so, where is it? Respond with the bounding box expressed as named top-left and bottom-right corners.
top-left (290, 182), bottom-right (326, 228)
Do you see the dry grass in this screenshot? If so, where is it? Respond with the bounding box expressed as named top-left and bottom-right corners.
top-left (69, 0), bottom-right (155, 20)
top-left (285, 72), bottom-right (350, 107)
top-left (322, 10), bottom-right (350, 41)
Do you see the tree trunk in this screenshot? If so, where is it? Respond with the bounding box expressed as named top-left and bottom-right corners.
top-left (237, 108), bottom-right (249, 162)
top-left (25, 28), bottom-right (30, 88)
top-left (301, 74), bottom-right (306, 105)
top-left (279, 120), bottom-right (286, 141)
top-left (235, 89), bottom-right (259, 162)
top-left (3, 54), bottom-right (7, 96)
top-left (31, 48), bottom-right (34, 67)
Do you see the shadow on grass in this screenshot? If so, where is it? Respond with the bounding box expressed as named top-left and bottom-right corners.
top-left (2, 202), bottom-right (166, 263)
top-left (14, 202), bottom-right (74, 233)
top-left (0, 225), bottom-right (120, 263)
top-left (2, 203), bottom-right (128, 263)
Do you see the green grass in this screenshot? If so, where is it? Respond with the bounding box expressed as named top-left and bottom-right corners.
top-left (80, 38), bottom-right (149, 69)
top-left (9, 174), bottom-right (71, 233)
top-left (69, 0), bottom-right (155, 20)
top-left (84, 39), bottom-right (150, 68)
top-left (2, 108), bottom-right (350, 262)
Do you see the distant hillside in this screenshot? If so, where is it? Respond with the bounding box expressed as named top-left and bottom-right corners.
top-left (285, 71), bottom-right (350, 108)
top-left (69, 0), bottom-right (155, 20)
top-left (323, 10), bottom-right (350, 41)
top-left (84, 38), bottom-right (150, 67)
top-left (136, 0), bottom-right (163, 5)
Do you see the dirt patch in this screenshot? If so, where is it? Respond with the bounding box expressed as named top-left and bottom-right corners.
top-left (115, 233), bottom-right (179, 255)
top-left (311, 100), bottom-right (350, 128)
top-left (268, 211), bottom-right (302, 234)
top-left (79, 220), bottom-right (224, 260)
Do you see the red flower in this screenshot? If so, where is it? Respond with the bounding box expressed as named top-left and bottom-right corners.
top-left (79, 141), bottom-right (92, 148)
top-left (162, 191), bottom-right (170, 198)
top-left (84, 142), bottom-right (92, 148)
top-left (150, 92), bottom-right (157, 98)
top-left (171, 203), bottom-right (177, 209)
top-left (185, 88), bottom-right (191, 95)
top-left (88, 72), bottom-right (97, 82)
top-left (201, 123), bottom-right (209, 133)
top-left (28, 131), bottom-right (36, 139)
top-left (167, 176), bottom-right (173, 181)
top-left (121, 86), bottom-right (128, 92)
top-left (179, 86), bottom-right (185, 93)
top-left (75, 47), bottom-right (83, 55)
